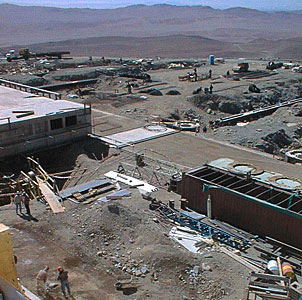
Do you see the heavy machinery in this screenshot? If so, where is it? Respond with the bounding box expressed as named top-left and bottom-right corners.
top-left (266, 61), bottom-right (283, 70)
top-left (6, 48), bottom-right (70, 62)
top-left (233, 62), bottom-right (249, 73)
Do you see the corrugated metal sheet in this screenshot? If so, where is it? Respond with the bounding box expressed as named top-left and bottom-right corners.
top-left (59, 179), bottom-right (111, 199)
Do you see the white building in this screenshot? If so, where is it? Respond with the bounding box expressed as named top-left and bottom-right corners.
top-left (0, 81), bottom-right (91, 159)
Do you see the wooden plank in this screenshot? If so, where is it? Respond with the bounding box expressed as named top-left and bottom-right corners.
top-left (37, 178), bottom-right (65, 213)
top-left (250, 273), bottom-right (289, 283)
top-left (266, 236), bottom-right (302, 257)
top-left (249, 281), bottom-right (288, 291)
top-left (249, 287), bottom-right (287, 295)
top-left (277, 257), bottom-right (285, 287)
top-left (221, 248), bottom-right (261, 272)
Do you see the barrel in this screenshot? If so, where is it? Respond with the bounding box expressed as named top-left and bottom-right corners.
top-left (267, 260), bottom-right (278, 274)
top-left (282, 262), bottom-right (294, 279)
top-left (209, 55), bottom-right (215, 65)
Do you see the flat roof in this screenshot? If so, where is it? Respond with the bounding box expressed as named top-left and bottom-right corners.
top-left (0, 85), bottom-right (84, 125)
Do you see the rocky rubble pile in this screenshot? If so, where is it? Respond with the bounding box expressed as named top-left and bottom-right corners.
top-left (207, 107), bottom-right (302, 154)
top-left (0, 73), bottom-right (48, 86)
top-left (256, 129), bottom-right (293, 154)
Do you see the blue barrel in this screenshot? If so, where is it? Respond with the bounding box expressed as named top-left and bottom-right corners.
top-left (209, 55), bottom-right (215, 65)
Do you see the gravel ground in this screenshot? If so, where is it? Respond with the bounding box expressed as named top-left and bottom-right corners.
top-left (0, 153), bottom-right (250, 300)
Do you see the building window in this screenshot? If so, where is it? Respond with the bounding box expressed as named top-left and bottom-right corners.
top-left (50, 118), bottom-right (63, 130)
top-left (35, 122), bottom-right (44, 134)
top-left (65, 115), bottom-right (77, 127)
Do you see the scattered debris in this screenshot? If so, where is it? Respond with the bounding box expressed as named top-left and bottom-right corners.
top-left (105, 171), bottom-right (158, 193)
top-left (98, 189), bottom-right (131, 202)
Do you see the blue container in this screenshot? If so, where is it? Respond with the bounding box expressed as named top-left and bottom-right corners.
top-left (209, 55), bottom-right (215, 65)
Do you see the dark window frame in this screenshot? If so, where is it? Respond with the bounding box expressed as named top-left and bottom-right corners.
top-left (50, 118), bottom-right (63, 130)
top-left (65, 115), bottom-right (77, 127)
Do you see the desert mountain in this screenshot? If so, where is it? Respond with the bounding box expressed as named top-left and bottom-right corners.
top-left (1, 4), bottom-right (302, 47)
top-left (9, 34), bottom-right (301, 60)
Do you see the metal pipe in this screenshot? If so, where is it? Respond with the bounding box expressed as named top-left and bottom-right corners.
top-left (207, 194), bottom-right (212, 219)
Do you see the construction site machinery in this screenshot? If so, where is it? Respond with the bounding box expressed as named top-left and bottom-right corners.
top-left (6, 48), bottom-right (70, 61)
top-left (266, 61), bottom-right (284, 70)
top-left (233, 62), bottom-right (249, 73)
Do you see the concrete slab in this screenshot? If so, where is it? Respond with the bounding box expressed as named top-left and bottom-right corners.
top-left (100, 125), bottom-right (176, 148)
top-left (0, 85), bottom-right (84, 125)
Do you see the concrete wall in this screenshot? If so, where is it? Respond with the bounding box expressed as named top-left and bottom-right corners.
top-left (0, 110), bottom-right (91, 158)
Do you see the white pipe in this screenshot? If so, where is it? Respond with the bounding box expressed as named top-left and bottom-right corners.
top-left (207, 195), bottom-right (212, 219)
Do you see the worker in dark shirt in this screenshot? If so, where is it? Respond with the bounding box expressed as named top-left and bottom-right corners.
top-left (126, 82), bottom-right (132, 94)
top-left (209, 84), bottom-right (214, 94)
top-left (57, 266), bottom-right (71, 297)
top-left (193, 68), bottom-right (198, 81)
top-left (22, 191), bottom-right (31, 216)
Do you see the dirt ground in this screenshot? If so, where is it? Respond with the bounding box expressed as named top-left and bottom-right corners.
top-left (1, 170), bottom-right (250, 300)
top-left (69, 58), bottom-right (302, 157)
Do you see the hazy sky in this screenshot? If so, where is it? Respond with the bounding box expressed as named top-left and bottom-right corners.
top-left (1, 0), bottom-right (302, 10)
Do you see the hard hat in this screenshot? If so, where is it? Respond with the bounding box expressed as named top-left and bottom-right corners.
top-left (45, 266), bottom-right (50, 271)
top-left (57, 266), bottom-right (62, 271)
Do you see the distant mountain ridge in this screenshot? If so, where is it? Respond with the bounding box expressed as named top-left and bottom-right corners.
top-left (1, 3), bottom-right (302, 47)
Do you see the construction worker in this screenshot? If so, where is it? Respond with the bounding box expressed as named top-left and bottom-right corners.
top-left (209, 84), bottom-right (213, 94)
top-left (193, 68), bottom-right (198, 82)
top-left (209, 69), bottom-right (212, 78)
top-left (36, 266), bottom-right (49, 296)
top-left (57, 266), bottom-right (71, 297)
top-left (13, 191), bottom-right (22, 215)
top-left (22, 191), bottom-right (31, 216)
top-left (126, 82), bottom-right (132, 94)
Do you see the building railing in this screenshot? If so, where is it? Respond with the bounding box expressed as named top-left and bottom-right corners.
top-left (0, 78), bottom-right (61, 100)
top-left (0, 123), bottom-right (91, 147)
